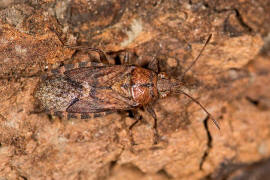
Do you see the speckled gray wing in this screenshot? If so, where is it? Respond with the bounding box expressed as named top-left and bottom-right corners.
top-left (34, 76), bottom-right (84, 112)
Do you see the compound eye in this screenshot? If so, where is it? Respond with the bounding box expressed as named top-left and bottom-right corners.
top-left (158, 72), bottom-right (168, 79)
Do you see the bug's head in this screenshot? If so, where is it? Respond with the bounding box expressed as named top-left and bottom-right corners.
top-left (157, 72), bottom-right (184, 98)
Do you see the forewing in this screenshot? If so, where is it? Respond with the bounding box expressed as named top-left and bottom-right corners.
top-left (66, 88), bottom-right (139, 113)
top-left (64, 65), bottom-right (132, 87)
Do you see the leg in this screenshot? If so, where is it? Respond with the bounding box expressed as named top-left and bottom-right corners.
top-left (124, 51), bottom-right (129, 64)
top-left (121, 51), bottom-right (132, 65)
top-left (148, 44), bottom-right (161, 73)
top-left (115, 50), bottom-right (138, 66)
top-left (148, 57), bottom-right (159, 73)
top-left (128, 110), bottom-right (142, 146)
top-left (65, 45), bottom-right (109, 64)
top-left (49, 27), bottom-right (109, 64)
top-left (144, 105), bottom-right (159, 144)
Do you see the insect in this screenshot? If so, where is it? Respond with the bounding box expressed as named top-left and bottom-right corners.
top-left (34, 34), bottom-right (220, 144)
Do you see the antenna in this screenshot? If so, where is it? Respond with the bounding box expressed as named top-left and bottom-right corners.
top-left (176, 34), bottom-right (220, 129)
top-left (181, 34), bottom-right (212, 80)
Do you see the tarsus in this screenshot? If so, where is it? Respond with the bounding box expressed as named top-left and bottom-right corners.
top-left (177, 89), bottom-right (220, 130)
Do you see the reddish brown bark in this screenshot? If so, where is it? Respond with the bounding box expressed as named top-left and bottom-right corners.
top-left (0, 0), bottom-right (269, 179)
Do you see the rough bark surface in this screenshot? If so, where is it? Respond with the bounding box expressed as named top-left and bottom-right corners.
top-left (0, 0), bottom-right (269, 179)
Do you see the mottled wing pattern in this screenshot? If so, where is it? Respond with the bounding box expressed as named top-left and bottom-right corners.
top-left (64, 65), bottom-right (133, 87)
top-left (66, 88), bottom-right (138, 113)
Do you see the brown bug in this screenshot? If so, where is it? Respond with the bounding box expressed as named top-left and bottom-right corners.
top-left (34, 34), bottom-right (219, 143)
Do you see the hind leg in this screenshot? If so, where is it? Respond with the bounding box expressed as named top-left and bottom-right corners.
top-left (65, 46), bottom-right (109, 65)
top-left (49, 27), bottom-right (109, 65)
